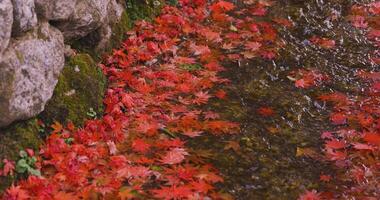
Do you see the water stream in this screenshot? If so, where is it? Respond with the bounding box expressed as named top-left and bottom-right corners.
top-left (189, 0), bottom-right (377, 199)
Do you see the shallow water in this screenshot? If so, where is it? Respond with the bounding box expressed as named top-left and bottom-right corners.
top-left (189, 0), bottom-right (377, 199)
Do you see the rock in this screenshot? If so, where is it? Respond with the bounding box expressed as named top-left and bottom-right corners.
top-left (81, 0), bottom-right (125, 52)
top-left (11, 0), bottom-right (38, 35)
top-left (54, 0), bottom-right (111, 40)
top-left (0, 22), bottom-right (64, 127)
top-left (35, 0), bottom-right (77, 20)
top-left (0, 0), bottom-right (13, 56)
top-left (97, 0), bottom-right (124, 50)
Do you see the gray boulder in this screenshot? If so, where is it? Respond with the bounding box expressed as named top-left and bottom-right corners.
top-left (0, 0), bottom-right (13, 56)
top-left (0, 22), bottom-right (65, 127)
top-left (49, 0), bottom-right (111, 40)
top-left (35, 0), bottom-right (77, 20)
top-left (94, 0), bottom-right (124, 51)
top-left (11, 0), bottom-right (38, 35)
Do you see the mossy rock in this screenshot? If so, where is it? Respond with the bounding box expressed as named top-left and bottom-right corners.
top-left (39, 54), bottom-right (106, 127)
top-left (0, 119), bottom-right (42, 192)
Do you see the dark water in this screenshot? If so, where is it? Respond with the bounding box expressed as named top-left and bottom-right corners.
top-left (189, 0), bottom-right (377, 199)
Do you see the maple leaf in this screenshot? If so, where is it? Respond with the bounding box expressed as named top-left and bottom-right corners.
top-left (320, 174), bottom-right (331, 182)
top-left (352, 143), bottom-right (375, 151)
top-left (244, 41), bottom-right (262, 51)
top-left (53, 192), bottom-right (76, 200)
top-left (157, 138), bottom-right (185, 148)
top-left (350, 15), bottom-right (368, 28)
top-left (325, 140), bottom-right (346, 149)
top-left (257, 107), bottom-right (274, 117)
top-left (249, 23), bottom-right (260, 32)
top-left (191, 180), bottom-right (214, 193)
top-left (199, 28), bottom-right (222, 43)
top-left (4, 185), bottom-right (29, 200)
top-left (363, 133), bottom-right (380, 146)
top-left (160, 148), bottom-right (189, 165)
top-left (298, 190), bottom-right (321, 200)
top-left (120, 93), bottom-right (135, 108)
top-left (206, 120), bottom-right (240, 134)
top-left (273, 18), bottom-right (294, 27)
top-left (2, 159), bottom-right (15, 176)
top-left (151, 185), bottom-right (192, 200)
top-left (210, 1), bottom-right (235, 13)
top-left (193, 91), bottom-right (211, 105)
top-left (310, 36), bottom-right (336, 49)
top-left (204, 111), bottom-right (220, 120)
top-left (330, 113), bottom-right (347, 125)
top-left (369, 2), bottom-right (380, 14)
top-left (25, 148), bottom-right (34, 157)
top-left (325, 149), bottom-right (347, 161)
top-left (182, 129), bottom-right (203, 138)
top-left (117, 166), bottom-right (151, 179)
top-left (197, 166), bottom-right (224, 183)
top-left (318, 92), bottom-right (349, 106)
top-left (132, 139), bottom-right (151, 153)
top-left (321, 131), bottom-right (333, 139)
top-left (189, 43), bottom-right (211, 56)
top-left (174, 56), bottom-right (196, 65)
top-left (251, 4), bottom-right (267, 16)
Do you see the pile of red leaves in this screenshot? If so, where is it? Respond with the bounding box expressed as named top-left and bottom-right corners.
top-left (0, 1), bottom-right (284, 199)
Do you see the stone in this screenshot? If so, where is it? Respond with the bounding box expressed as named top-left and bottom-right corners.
top-left (0, 0), bottom-right (13, 56)
top-left (11, 0), bottom-right (38, 35)
top-left (0, 22), bottom-right (65, 127)
top-left (35, 0), bottom-right (77, 20)
top-left (54, 0), bottom-right (111, 40)
top-left (86, 0), bottom-right (125, 51)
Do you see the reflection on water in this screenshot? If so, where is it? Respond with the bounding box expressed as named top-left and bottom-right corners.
top-left (189, 0), bottom-right (377, 199)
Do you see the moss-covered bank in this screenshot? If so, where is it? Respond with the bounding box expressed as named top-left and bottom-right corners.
top-left (39, 54), bottom-right (106, 126)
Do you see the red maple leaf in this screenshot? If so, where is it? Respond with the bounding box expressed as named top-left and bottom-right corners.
top-left (298, 190), bottom-right (321, 200)
top-left (245, 41), bottom-right (262, 51)
top-left (189, 43), bottom-right (211, 56)
top-left (152, 185), bottom-right (192, 200)
top-left (325, 140), bottom-right (346, 150)
top-left (4, 185), bottom-right (29, 200)
top-left (191, 180), bottom-right (214, 193)
top-left (363, 133), bottom-right (380, 146)
top-left (330, 113), bottom-right (347, 125)
top-left (2, 159), bottom-right (15, 176)
top-left (257, 107), bottom-right (275, 117)
top-left (320, 174), bottom-right (331, 182)
top-left (132, 139), bottom-right (151, 153)
top-left (160, 148), bottom-right (189, 165)
top-left (193, 91), bottom-right (211, 105)
top-left (210, 1), bottom-right (235, 13)
top-left (215, 89), bottom-right (227, 99)
top-left (350, 15), bottom-right (368, 28)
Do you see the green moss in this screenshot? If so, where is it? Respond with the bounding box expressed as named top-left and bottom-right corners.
top-left (39, 54), bottom-right (106, 126)
top-left (0, 119), bottom-right (42, 191)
